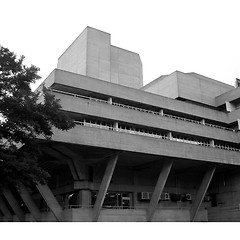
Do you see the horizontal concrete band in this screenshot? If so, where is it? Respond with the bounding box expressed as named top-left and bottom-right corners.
top-left (215, 87), bottom-right (240, 107)
top-left (51, 125), bottom-right (240, 165)
top-left (52, 91), bottom-right (239, 144)
top-left (41, 69), bottom-right (230, 124)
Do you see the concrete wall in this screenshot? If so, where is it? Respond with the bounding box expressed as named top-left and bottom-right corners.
top-left (85, 27), bottom-right (111, 81)
top-left (57, 27), bottom-right (143, 89)
top-left (215, 86), bottom-right (240, 107)
top-left (57, 27), bottom-right (87, 76)
top-left (177, 72), bottom-right (233, 106)
top-left (51, 125), bottom-right (240, 165)
top-left (33, 208), bottom-right (207, 221)
top-left (52, 91), bottom-right (239, 143)
top-left (209, 169), bottom-right (240, 207)
top-left (110, 46), bottom-right (143, 88)
top-left (228, 108), bottom-right (240, 123)
top-left (143, 71), bottom-right (233, 107)
top-left (142, 72), bottom-right (179, 99)
top-left (39, 69), bottom-right (230, 124)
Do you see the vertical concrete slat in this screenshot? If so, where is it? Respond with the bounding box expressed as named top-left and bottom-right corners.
top-left (18, 184), bottom-right (41, 222)
top-left (93, 153), bottom-right (119, 222)
top-left (190, 166), bottom-right (216, 222)
top-left (0, 196), bottom-right (12, 222)
top-left (3, 189), bottom-right (25, 222)
top-left (147, 160), bottom-right (173, 222)
top-left (36, 184), bottom-right (63, 222)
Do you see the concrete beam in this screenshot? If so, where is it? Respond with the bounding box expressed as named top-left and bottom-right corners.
top-left (190, 166), bottom-right (216, 222)
top-left (0, 196), bottom-right (12, 222)
top-left (93, 153), bottom-right (119, 221)
top-left (147, 160), bottom-right (173, 222)
top-left (36, 184), bottom-right (63, 221)
top-left (18, 184), bottom-right (41, 222)
top-left (3, 189), bottom-right (25, 222)
top-left (52, 145), bottom-right (87, 180)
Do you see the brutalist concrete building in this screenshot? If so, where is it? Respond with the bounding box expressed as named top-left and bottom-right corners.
top-left (1, 27), bottom-right (240, 222)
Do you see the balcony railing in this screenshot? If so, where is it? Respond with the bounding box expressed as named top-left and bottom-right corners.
top-left (50, 89), bottom-right (236, 132)
top-left (74, 120), bottom-right (240, 152)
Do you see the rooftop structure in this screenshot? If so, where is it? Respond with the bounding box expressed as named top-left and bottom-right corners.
top-left (1, 27), bottom-right (240, 222)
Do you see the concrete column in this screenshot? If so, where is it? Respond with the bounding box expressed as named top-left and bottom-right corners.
top-left (93, 153), bottom-right (119, 221)
top-left (201, 119), bottom-right (205, 125)
top-left (190, 166), bottom-right (216, 222)
top-left (159, 109), bottom-right (164, 116)
top-left (147, 160), bottom-right (173, 222)
top-left (226, 101), bottom-right (235, 112)
top-left (210, 140), bottom-right (215, 147)
top-left (3, 189), bottom-right (25, 222)
top-left (167, 132), bottom-right (173, 140)
top-left (237, 119), bottom-right (240, 130)
top-left (113, 122), bottom-right (118, 131)
top-left (0, 196), bottom-right (12, 222)
top-left (18, 184), bottom-right (41, 222)
top-left (79, 190), bottom-right (91, 207)
top-left (36, 184), bottom-right (63, 222)
top-left (108, 97), bottom-right (113, 105)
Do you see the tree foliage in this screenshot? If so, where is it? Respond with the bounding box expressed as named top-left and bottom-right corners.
top-left (0, 46), bottom-right (75, 189)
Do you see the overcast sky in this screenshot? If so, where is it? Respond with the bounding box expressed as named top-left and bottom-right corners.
top-left (1, 0), bottom-right (239, 89)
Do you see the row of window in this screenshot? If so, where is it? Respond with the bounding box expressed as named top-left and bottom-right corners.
top-left (75, 120), bottom-right (240, 152)
top-left (50, 89), bottom-right (236, 132)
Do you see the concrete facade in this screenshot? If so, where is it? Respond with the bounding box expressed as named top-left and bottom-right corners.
top-left (57, 27), bottom-right (143, 89)
top-left (142, 71), bottom-right (234, 107)
top-left (1, 27), bottom-right (240, 222)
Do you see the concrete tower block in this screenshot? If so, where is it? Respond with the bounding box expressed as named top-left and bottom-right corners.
top-left (57, 27), bottom-right (143, 89)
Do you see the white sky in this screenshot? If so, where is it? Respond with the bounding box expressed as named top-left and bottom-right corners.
top-left (1, 0), bottom-right (240, 89)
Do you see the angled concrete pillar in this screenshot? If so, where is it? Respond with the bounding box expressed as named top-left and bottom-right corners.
top-left (36, 184), bottom-right (63, 221)
top-left (18, 184), bottom-right (41, 222)
top-left (93, 153), bottom-right (119, 221)
top-left (0, 196), bottom-right (12, 222)
top-left (3, 189), bottom-right (25, 222)
top-left (190, 166), bottom-right (216, 222)
top-left (66, 158), bottom-right (79, 181)
top-left (147, 160), bottom-right (173, 222)
top-left (51, 145), bottom-right (88, 181)
top-left (72, 158), bottom-right (88, 180)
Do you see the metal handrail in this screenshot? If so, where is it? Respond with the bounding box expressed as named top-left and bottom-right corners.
top-left (74, 121), bottom-right (240, 152)
top-left (63, 204), bottom-right (190, 210)
top-left (50, 89), bottom-right (235, 132)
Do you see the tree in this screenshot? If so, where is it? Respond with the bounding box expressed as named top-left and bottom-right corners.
top-left (0, 46), bottom-right (75, 189)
